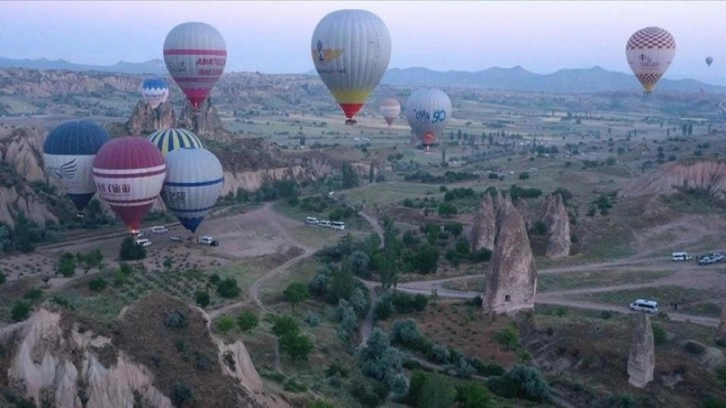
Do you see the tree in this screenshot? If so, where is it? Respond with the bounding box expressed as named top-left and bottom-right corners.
top-left (444, 222), bottom-right (463, 237)
top-left (330, 258), bottom-right (355, 301)
top-left (341, 161), bottom-right (360, 189)
top-left (420, 373), bottom-right (457, 408)
top-left (456, 382), bottom-right (497, 408)
top-left (88, 277), bottom-right (107, 292)
top-left (0, 270), bottom-right (5, 285)
top-left (119, 237), bottom-right (146, 260)
top-left (14, 211), bottom-right (35, 253)
top-left (369, 163), bottom-right (375, 184)
top-left (283, 282), bottom-right (309, 312)
top-left (163, 256), bottom-right (173, 269)
top-left (437, 202), bottom-right (458, 217)
top-left (215, 316), bottom-right (235, 333)
top-left (349, 250), bottom-right (370, 278)
top-left (272, 315), bottom-right (300, 338)
top-left (280, 332), bottom-right (314, 361)
top-left (195, 291), bottom-right (210, 307)
top-left (216, 278), bottom-right (241, 298)
top-left (57, 252), bottom-right (76, 277)
top-left (237, 310), bottom-right (259, 333)
top-left (380, 217), bottom-right (400, 289)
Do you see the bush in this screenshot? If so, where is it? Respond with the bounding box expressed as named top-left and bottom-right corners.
top-left (215, 316), bottom-right (235, 333)
top-left (373, 296), bottom-right (393, 321)
top-left (390, 319), bottom-right (423, 348)
top-left (391, 292), bottom-right (428, 313)
top-left (487, 364), bottom-right (550, 402)
top-left (684, 341), bottom-right (706, 355)
top-left (456, 382), bottom-right (497, 408)
top-left (238, 311), bottom-right (259, 333)
top-left (518, 172), bottom-right (530, 180)
top-left (88, 277), bottom-right (107, 292)
top-left (164, 311), bottom-right (187, 329)
top-left (0, 271), bottom-right (5, 284)
top-left (470, 358), bottom-right (505, 376)
top-left (11, 301), bottom-right (31, 322)
top-left (280, 332), bottom-right (314, 361)
top-left (195, 291), bottom-right (210, 307)
top-left (23, 288), bottom-right (43, 302)
top-left (272, 315), bottom-right (300, 337)
top-left (717, 364), bottom-right (726, 387)
top-left (216, 278), bottom-right (240, 298)
top-left (119, 237), bottom-right (146, 261)
top-left (170, 382), bottom-right (194, 407)
top-left (652, 324), bottom-right (667, 345)
top-left (494, 325), bottom-right (518, 348)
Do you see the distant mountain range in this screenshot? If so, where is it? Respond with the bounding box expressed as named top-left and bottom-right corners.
top-left (1, 56), bottom-right (723, 94)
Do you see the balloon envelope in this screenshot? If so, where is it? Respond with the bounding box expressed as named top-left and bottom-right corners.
top-left (43, 120), bottom-right (110, 211)
top-left (625, 26), bottom-right (676, 93)
top-left (92, 137), bottom-right (166, 231)
top-left (405, 89), bottom-right (452, 147)
top-left (161, 148), bottom-right (224, 233)
top-left (379, 97), bottom-right (401, 126)
top-left (140, 78), bottom-right (169, 108)
top-left (148, 128), bottom-right (203, 157)
top-left (706, 56), bottom-right (714, 66)
top-left (311, 9), bottom-right (392, 122)
top-left (164, 22), bottom-right (227, 110)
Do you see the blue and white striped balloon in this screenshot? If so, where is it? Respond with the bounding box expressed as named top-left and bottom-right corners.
top-left (148, 128), bottom-right (203, 157)
top-left (161, 148), bottom-right (224, 233)
top-left (140, 78), bottom-right (169, 109)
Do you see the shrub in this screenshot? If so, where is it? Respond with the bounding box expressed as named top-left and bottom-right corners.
top-left (518, 172), bottom-right (530, 180)
top-left (717, 364), bottom-right (726, 387)
top-left (11, 301), bottom-right (31, 322)
top-left (23, 288), bottom-right (43, 302)
top-left (283, 282), bottom-right (309, 312)
top-left (119, 237), bottom-right (146, 261)
top-left (456, 382), bottom-right (497, 408)
top-left (652, 324), bottom-right (667, 345)
top-left (373, 296), bottom-right (393, 321)
top-left (280, 332), bottom-right (314, 361)
top-left (0, 271), bottom-right (5, 284)
top-left (390, 319), bottom-right (423, 348)
top-left (494, 325), bottom-right (518, 348)
top-left (684, 341), bottom-right (706, 355)
top-left (272, 315), bottom-right (300, 337)
top-left (88, 277), bottom-right (107, 292)
top-left (170, 382), bottom-right (194, 407)
top-left (164, 311), bottom-right (187, 329)
top-left (304, 312), bottom-right (321, 327)
top-left (195, 291), bottom-right (210, 308)
top-left (237, 311), bottom-right (259, 333)
top-left (487, 364), bottom-right (550, 402)
top-left (215, 316), bottom-right (235, 333)
top-left (216, 278), bottom-right (240, 298)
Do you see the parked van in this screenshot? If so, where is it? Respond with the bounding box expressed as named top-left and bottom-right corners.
top-left (198, 236), bottom-right (219, 247)
top-left (629, 299), bottom-right (658, 314)
top-left (672, 252), bottom-right (692, 261)
top-left (330, 221), bottom-right (345, 231)
top-left (151, 225), bottom-right (169, 233)
top-left (319, 220), bottom-right (331, 228)
top-left (135, 238), bottom-right (152, 247)
top-left (305, 216), bottom-right (319, 225)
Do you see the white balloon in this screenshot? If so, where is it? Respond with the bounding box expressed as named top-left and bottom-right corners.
top-left (405, 89), bottom-right (452, 147)
top-left (625, 26), bottom-right (676, 93)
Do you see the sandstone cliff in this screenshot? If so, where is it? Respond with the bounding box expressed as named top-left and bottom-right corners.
top-left (627, 313), bottom-right (655, 388)
top-left (620, 160), bottom-right (726, 200)
top-left (0, 294), bottom-right (290, 408)
top-left (540, 193), bottom-right (571, 259)
top-left (484, 193), bottom-right (537, 315)
top-left (470, 192), bottom-right (496, 251)
top-left (125, 101), bottom-right (176, 135)
top-left (177, 98), bottom-right (224, 137)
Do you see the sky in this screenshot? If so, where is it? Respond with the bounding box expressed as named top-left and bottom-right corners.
top-left (2, 1), bottom-right (725, 85)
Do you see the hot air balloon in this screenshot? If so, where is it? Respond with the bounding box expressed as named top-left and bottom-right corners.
top-left (625, 27), bottom-right (676, 93)
top-left (140, 78), bottom-right (169, 109)
top-left (379, 97), bottom-right (401, 126)
top-left (43, 120), bottom-right (110, 213)
top-left (148, 128), bottom-right (203, 157)
top-left (161, 148), bottom-right (224, 233)
top-left (405, 89), bottom-right (452, 152)
top-left (93, 137), bottom-right (166, 232)
top-left (706, 56), bottom-right (714, 67)
top-left (164, 22), bottom-right (227, 111)
top-left (311, 9), bottom-right (392, 125)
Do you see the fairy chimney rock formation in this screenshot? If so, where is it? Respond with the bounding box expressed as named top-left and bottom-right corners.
top-left (628, 313), bottom-right (655, 388)
top-left (470, 192), bottom-right (496, 251)
top-left (541, 193), bottom-right (571, 259)
top-left (717, 306), bottom-right (726, 345)
top-left (484, 194), bottom-right (537, 315)
top-left (125, 100), bottom-right (176, 135)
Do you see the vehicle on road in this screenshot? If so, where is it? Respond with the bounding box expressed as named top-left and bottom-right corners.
top-left (710, 252), bottom-right (724, 263)
top-left (135, 238), bottom-right (152, 247)
top-left (305, 216), bottom-right (319, 225)
top-left (629, 299), bottom-right (658, 314)
top-left (151, 225), bottom-right (169, 233)
top-left (170, 235), bottom-right (182, 242)
top-left (699, 256), bottom-right (715, 266)
top-left (199, 235), bottom-right (219, 247)
top-left (319, 220), bottom-right (331, 228)
top-left (671, 252), bottom-right (692, 261)
top-left (330, 221), bottom-right (345, 231)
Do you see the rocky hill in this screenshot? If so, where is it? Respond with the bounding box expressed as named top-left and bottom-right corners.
top-left (620, 160), bottom-right (726, 200)
top-left (0, 293), bottom-right (290, 407)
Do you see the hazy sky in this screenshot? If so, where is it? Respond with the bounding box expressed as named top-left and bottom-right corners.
top-left (2, 1), bottom-right (725, 84)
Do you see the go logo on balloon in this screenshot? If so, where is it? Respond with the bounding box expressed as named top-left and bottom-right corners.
top-left (432, 110), bottom-right (447, 123)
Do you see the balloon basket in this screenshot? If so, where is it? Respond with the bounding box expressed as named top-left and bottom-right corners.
top-left (345, 119), bottom-right (357, 126)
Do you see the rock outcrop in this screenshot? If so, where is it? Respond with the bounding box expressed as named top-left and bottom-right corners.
top-left (125, 100), bottom-right (176, 135)
top-left (177, 98), bottom-right (224, 137)
top-left (627, 313), bottom-right (655, 388)
top-left (0, 295), bottom-right (290, 408)
top-left (484, 193), bottom-right (537, 314)
top-left (620, 160), bottom-right (726, 200)
top-left (717, 305), bottom-right (726, 345)
top-left (540, 193), bottom-right (571, 259)
top-left (470, 193), bottom-right (496, 251)
top-left (0, 127), bottom-right (47, 184)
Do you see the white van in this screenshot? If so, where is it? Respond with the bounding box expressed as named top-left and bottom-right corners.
top-left (151, 226), bottom-right (169, 233)
top-left (672, 252), bottom-right (692, 261)
top-left (319, 220), bottom-right (331, 228)
top-left (629, 299), bottom-right (658, 314)
top-left (330, 221), bottom-right (345, 231)
top-left (198, 236), bottom-right (219, 247)
top-left (305, 216), bottom-right (319, 225)
top-left (135, 238), bottom-right (152, 247)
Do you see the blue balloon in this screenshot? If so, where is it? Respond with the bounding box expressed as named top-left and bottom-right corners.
top-left (43, 120), bottom-right (111, 211)
top-left (140, 78), bottom-right (170, 108)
